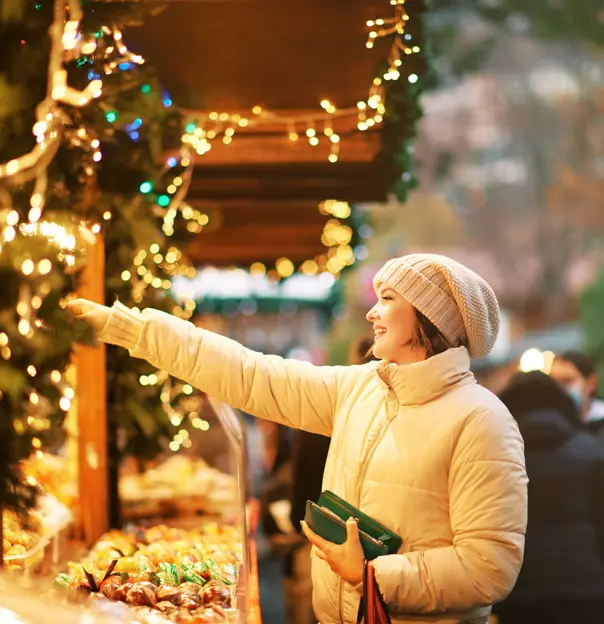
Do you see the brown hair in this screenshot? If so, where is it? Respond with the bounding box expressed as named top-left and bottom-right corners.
top-left (357, 337), bottom-right (379, 363)
top-left (411, 310), bottom-right (453, 358)
top-left (367, 309), bottom-right (459, 360)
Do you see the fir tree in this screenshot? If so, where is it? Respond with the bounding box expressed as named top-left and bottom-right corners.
top-left (0, 0), bottom-right (196, 516)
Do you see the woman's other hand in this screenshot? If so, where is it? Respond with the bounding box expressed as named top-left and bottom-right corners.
top-left (67, 298), bottom-right (111, 334)
top-left (301, 518), bottom-right (365, 587)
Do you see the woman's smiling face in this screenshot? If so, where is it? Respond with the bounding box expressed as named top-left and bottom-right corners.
top-left (366, 286), bottom-right (420, 364)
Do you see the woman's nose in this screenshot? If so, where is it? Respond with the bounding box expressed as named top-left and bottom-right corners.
top-left (366, 305), bottom-right (378, 322)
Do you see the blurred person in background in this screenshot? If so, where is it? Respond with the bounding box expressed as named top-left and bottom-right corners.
top-left (550, 350), bottom-right (604, 434)
top-left (494, 371), bottom-right (604, 624)
top-left (69, 252), bottom-right (527, 624)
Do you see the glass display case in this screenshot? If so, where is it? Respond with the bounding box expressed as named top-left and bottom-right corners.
top-left (0, 399), bottom-right (260, 624)
top-left (64, 398), bottom-right (257, 623)
top-left (115, 395), bottom-right (258, 620)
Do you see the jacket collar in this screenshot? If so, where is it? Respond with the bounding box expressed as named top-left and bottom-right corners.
top-left (376, 346), bottom-right (475, 406)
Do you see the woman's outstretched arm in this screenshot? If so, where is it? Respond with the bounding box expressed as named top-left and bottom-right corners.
top-left (69, 298), bottom-right (351, 436)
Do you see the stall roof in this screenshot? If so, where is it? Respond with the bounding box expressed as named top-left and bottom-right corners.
top-left (126, 0), bottom-right (421, 267)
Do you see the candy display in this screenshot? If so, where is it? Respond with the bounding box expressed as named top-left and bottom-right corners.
top-left (119, 456), bottom-right (237, 519)
top-left (2, 509), bottom-right (43, 563)
top-left (53, 524), bottom-right (241, 623)
top-left (0, 577), bottom-right (173, 624)
top-left (2, 494), bottom-right (74, 570)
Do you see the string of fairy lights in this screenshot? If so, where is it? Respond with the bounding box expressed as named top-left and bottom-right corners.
top-left (0, 0), bottom-right (107, 218)
top-left (230, 199), bottom-right (354, 285)
top-left (0, 0), bottom-right (197, 326)
top-left (181, 0), bottom-right (418, 164)
top-left (0, 0), bottom-right (201, 460)
top-left (143, 0), bottom-right (415, 450)
top-left (1, 0), bottom-right (414, 317)
top-left (0, 0), bottom-right (416, 456)
top-left (0, 0), bottom-right (108, 443)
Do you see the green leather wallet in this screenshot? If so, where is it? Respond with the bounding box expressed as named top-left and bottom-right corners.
top-left (304, 490), bottom-right (402, 560)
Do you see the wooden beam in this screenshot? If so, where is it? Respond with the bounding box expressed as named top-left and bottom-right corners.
top-left (198, 224), bottom-right (324, 242)
top-left (73, 236), bottom-right (108, 545)
top-left (187, 162), bottom-right (386, 202)
top-left (189, 201), bottom-right (329, 229)
top-left (186, 223), bottom-right (327, 265)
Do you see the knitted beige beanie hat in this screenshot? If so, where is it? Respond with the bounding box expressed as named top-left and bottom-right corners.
top-left (373, 253), bottom-right (500, 359)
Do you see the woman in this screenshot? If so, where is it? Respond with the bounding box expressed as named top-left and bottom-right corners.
top-left (495, 371), bottom-right (604, 624)
top-left (69, 253), bottom-right (527, 624)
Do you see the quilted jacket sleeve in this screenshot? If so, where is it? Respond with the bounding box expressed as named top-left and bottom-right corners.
top-left (99, 302), bottom-right (348, 436)
top-left (372, 408), bottom-right (528, 614)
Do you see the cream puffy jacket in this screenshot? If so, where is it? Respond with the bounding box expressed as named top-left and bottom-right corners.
top-left (100, 303), bottom-right (528, 624)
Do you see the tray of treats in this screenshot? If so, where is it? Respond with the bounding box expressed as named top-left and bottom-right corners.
top-left (0, 576), bottom-right (173, 624)
top-left (3, 508), bottom-right (46, 571)
top-left (119, 457), bottom-right (237, 520)
top-left (3, 496), bottom-right (73, 571)
top-left (52, 524), bottom-right (243, 623)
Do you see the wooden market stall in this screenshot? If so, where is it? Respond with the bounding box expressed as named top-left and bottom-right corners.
top-left (125, 0), bottom-right (425, 270)
top-left (0, 2), bottom-right (423, 621)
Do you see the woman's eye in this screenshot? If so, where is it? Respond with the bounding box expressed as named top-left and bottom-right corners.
top-left (382, 296), bottom-right (393, 301)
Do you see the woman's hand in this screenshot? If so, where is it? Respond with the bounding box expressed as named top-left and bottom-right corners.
top-left (301, 518), bottom-right (365, 587)
top-left (67, 298), bottom-right (111, 333)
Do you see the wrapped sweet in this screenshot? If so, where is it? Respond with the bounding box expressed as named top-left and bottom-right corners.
top-left (178, 582), bottom-right (203, 595)
top-left (199, 582), bottom-right (231, 608)
top-left (81, 572), bottom-right (102, 593)
top-left (139, 581), bottom-right (160, 595)
top-left (158, 562), bottom-right (181, 586)
top-left (125, 581), bottom-right (157, 607)
top-left (157, 585), bottom-right (181, 603)
top-left (111, 581), bottom-right (134, 602)
top-left (100, 574), bottom-right (126, 600)
top-left (194, 606), bottom-right (227, 623)
top-left (114, 556), bottom-right (139, 573)
top-left (93, 530), bottom-right (137, 556)
top-left (66, 580), bottom-right (94, 605)
top-left (178, 593), bottom-right (202, 611)
top-left (203, 604), bottom-right (227, 618)
top-left (156, 601), bottom-right (180, 616)
top-left (2, 510), bottom-right (42, 560)
top-left (123, 571), bottom-right (150, 585)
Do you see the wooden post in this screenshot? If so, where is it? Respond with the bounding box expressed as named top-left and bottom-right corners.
top-left (73, 235), bottom-right (108, 545)
top-left (0, 506), bottom-right (3, 568)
